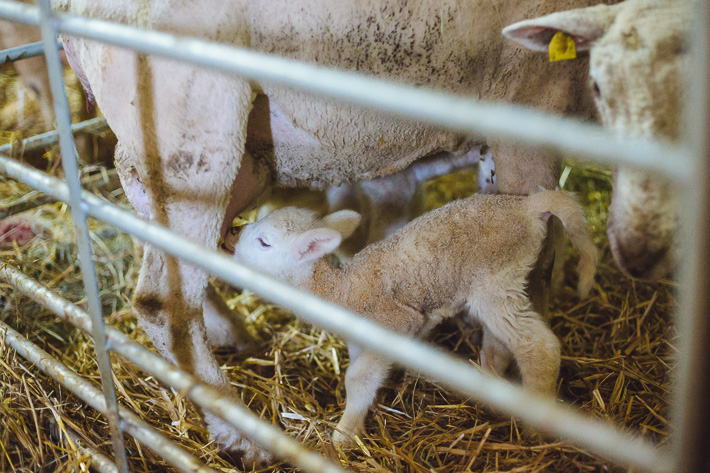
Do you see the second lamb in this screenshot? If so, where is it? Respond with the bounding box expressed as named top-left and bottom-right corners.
top-left (232, 190), bottom-right (598, 444)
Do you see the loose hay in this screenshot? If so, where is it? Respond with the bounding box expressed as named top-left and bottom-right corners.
top-left (1, 73), bottom-right (676, 472)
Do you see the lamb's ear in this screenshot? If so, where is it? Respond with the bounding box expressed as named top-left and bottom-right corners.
top-left (291, 228), bottom-right (342, 262)
top-left (257, 203), bottom-right (276, 221)
top-left (503, 4), bottom-right (620, 53)
top-left (322, 210), bottom-right (361, 239)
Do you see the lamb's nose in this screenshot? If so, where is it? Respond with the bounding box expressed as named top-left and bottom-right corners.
top-left (221, 225), bottom-right (244, 254)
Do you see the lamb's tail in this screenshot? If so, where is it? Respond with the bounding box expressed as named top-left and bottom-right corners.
top-left (527, 190), bottom-right (599, 299)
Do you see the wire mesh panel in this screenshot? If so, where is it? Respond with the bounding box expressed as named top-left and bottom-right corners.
top-left (0, 0), bottom-right (705, 472)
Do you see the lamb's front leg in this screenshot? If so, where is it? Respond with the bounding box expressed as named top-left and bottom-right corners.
top-left (203, 282), bottom-right (254, 349)
top-left (129, 239), bottom-right (253, 350)
top-left (333, 348), bottom-right (392, 445)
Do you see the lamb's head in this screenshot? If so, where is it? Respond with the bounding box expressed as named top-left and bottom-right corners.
top-left (503, 0), bottom-right (688, 280)
top-left (233, 206), bottom-right (361, 285)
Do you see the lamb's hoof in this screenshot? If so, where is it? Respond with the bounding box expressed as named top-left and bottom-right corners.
top-left (224, 438), bottom-right (273, 467)
top-left (235, 333), bottom-right (261, 354)
top-left (331, 429), bottom-right (357, 447)
top-left (520, 424), bottom-right (545, 443)
top-left (221, 331), bottom-right (260, 354)
top-left (207, 415), bottom-right (272, 465)
top-left (207, 321), bottom-right (259, 354)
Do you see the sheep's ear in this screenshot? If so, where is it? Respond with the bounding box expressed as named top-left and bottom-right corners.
top-left (322, 210), bottom-right (361, 239)
top-left (291, 228), bottom-right (342, 262)
top-left (503, 4), bottom-right (619, 53)
top-left (257, 203), bottom-right (276, 221)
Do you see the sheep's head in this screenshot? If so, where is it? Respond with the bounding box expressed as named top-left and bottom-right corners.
top-left (233, 206), bottom-right (361, 285)
top-left (503, 0), bottom-right (688, 280)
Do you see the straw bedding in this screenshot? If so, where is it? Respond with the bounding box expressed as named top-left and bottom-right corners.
top-left (0, 69), bottom-right (675, 472)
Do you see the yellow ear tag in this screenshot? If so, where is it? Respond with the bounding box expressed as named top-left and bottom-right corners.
top-left (549, 31), bottom-right (576, 62)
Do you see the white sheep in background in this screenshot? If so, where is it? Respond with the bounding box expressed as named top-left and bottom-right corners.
top-left (233, 190), bottom-right (598, 444)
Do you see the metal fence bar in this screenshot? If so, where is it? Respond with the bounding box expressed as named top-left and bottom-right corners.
top-left (0, 265), bottom-right (348, 473)
top-left (670, 0), bottom-right (710, 471)
top-left (0, 40), bottom-right (60, 65)
top-left (0, 320), bottom-right (219, 473)
top-left (0, 120), bottom-right (111, 220)
top-left (35, 1), bottom-right (128, 471)
top-left (0, 117), bottom-right (108, 155)
top-left (62, 426), bottom-right (119, 473)
top-left (0, 0), bottom-right (690, 180)
top-left (0, 153), bottom-right (672, 473)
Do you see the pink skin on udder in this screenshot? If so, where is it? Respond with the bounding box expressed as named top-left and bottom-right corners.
top-left (63, 38), bottom-right (96, 113)
top-left (220, 152), bottom-right (271, 240)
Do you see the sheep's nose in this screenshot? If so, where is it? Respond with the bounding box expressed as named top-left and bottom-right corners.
top-left (221, 225), bottom-right (244, 254)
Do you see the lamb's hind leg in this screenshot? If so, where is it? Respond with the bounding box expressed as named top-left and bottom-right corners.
top-left (333, 347), bottom-right (392, 445)
top-left (472, 290), bottom-right (560, 396)
top-left (480, 329), bottom-right (514, 377)
top-left (488, 142), bottom-right (562, 316)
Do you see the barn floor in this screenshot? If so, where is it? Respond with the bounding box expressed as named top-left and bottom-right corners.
top-left (0, 69), bottom-right (675, 472)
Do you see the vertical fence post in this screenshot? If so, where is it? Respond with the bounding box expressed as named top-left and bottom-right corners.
top-left (672, 0), bottom-right (710, 471)
top-left (35, 1), bottom-right (129, 471)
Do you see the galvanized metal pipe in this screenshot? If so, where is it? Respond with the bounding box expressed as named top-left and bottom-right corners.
top-left (0, 40), bottom-right (61, 65)
top-left (670, 0), bottom-right (710, 471)
top-left (0, 117), bottom-right (108, 155)
top-left (0, 0), bottom-right (690, 180)
top-left (73, 443), bottom-right (118, 473)
top-left (0, 153), bottom-right (671, 473)
top-left (36, 1), bottom-right (128, 471)
top-left (0, 265), bottom-right (347, 473)
top-left (0, 321), bottom-right (218, 473)
top-left (62, 425), bottom-right (119, 473)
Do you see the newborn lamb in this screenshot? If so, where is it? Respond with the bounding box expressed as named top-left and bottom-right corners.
top-left (233, 190), bottom-right (598, 444)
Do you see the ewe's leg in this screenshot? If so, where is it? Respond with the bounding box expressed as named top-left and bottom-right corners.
top-left (108, 53), bottom-right (269, 461)
top-left (328, 173), bottom-right (417, 259)
top-left (135, 210), bottom-right (271, 460)
top-left (360, 149), bottom-right (481, 246)
top-left (122, 153), bottom-right (259, 353)
top-left (333, 349), bottom-right (392, 445)
top-left (326, 183), bottom-right (367, 260)
top-left (480, 329), bottom-right (514, 376)
top-left (474, 292), bottom-right (560, 396)
top-left (477, 146), bottom-right (498, 194)
top-left (488, 142), bottom-right (562, 315)
top-left (359, 172), bottom-right (417, 244)
top-left (329, 150), bottom-right (481, 259)
top-left (326, 183), bottom-right (360, 214)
